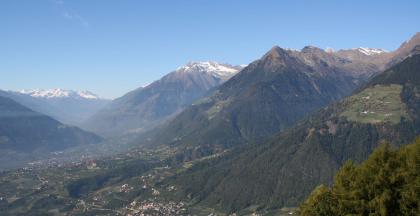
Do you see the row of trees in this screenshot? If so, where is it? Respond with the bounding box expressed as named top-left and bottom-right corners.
top-left (300, 138), bottom-right (420, 215)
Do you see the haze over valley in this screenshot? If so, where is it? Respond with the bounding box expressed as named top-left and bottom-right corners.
top-left (1, 1), bottom-right (419, 215)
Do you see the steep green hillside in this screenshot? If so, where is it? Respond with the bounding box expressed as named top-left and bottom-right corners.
top-left (340, 84), bottom-right (409, 124)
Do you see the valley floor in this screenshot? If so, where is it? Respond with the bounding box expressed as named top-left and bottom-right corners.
top-left (0, 146), bottom-right (298, 216)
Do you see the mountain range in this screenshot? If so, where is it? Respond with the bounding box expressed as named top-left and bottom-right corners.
top-left (0, 95), bottom-right (103, 169)
top-left (164, 45), bottom-right (420, 213)
top-left (138, 47), bottom-right (357, 158)
top-left (0, 89), bottom-right (110, 126)
top-left (82, 61), bottom-right (243, 137)
top-left (133, 33), bottom-right (420, 161)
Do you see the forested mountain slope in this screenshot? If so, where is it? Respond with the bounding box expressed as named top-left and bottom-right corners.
top-left (165, 51), bottom-right (420, 213)
top-left (141, 45), bottom-right (384, 159)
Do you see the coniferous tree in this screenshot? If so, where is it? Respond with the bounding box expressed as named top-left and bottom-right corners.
top-left (301, 138), bottom-right (420, 216)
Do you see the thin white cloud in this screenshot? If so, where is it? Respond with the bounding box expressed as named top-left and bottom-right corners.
top-left (62, 12), bottom-right (90, 28)
top-left (62, 11), bottom-right (72, 19)
top-left (52, 0), bottom-right (90, 28)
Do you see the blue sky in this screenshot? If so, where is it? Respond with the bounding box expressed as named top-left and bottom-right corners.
top-left (1, 0), bottom-right (419, 99)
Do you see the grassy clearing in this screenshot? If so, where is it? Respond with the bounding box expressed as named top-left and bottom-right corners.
top-left (341, 84), bottom-right (409, 124)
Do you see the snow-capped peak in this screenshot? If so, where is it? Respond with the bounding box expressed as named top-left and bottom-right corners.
top-left (77, 90), bottom-right (100, 99)
top-left (176, 61), bottom-right (242, 79)
top-left (355, 47), bottom-right (388, 56)
top-left (18, 89), bottom-right (100, 100)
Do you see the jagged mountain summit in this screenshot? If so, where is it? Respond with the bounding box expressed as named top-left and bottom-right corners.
top-left (138, 33), bottom-right (420, 160)
top-left (176, 61), bottom-right (241, 80)
top-left (18, 89), bottom-right (102, 100)
top-left (82, 61), bottom-right (243, 137)
top-left (334, 47), bottom-right (389, 63)
top-left (0, 89), bottom-right (110, 126)
top-left (167, 48), bottom-right (420, 213)
top-left (354, 47), bottom-right (388, 55)
top-left (140, 45), bottom-right (373, 158)
top-left (336, 32), bottom-right (420, 71)
top-left (324, 46), bottom-right (388, 56)
top-left (385, 32), bottom-right (420, 67)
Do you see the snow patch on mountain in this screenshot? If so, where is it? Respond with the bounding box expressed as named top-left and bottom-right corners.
top-left (176, 61), bottom-right (241, 79)
top-left (355, 47), bottom-right (388, 56)
top-left (18, 89), bottom-right (101, 100)
top-left (325, 47), bottom-right (335, 53)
